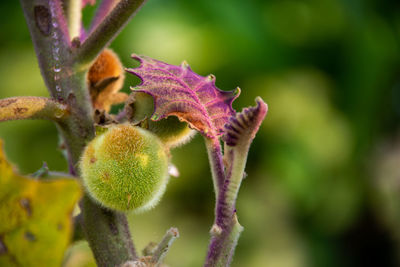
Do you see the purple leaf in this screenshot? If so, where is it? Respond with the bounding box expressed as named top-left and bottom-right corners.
top-left (126, 55), bottom-right (240, 139)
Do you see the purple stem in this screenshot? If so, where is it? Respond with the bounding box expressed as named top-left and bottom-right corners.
top-left (204, 138), bottom-right (238, 266)
top-left (80, 22), bottom-right (87, 40)
top-left (88, 0), bottom-right (119, 35)
top-left (50, 0), bottom-right (71, 44)
top-left (205, 179), bottom-right (234, 267)
top-left (115, 109), bottom-right (127, 122)
top-left (206, 138), bottom-right (226, 191)
top-left (74, 0), bottom-right (147, 66)
top-left (205, 97), bottom-right (268, 266)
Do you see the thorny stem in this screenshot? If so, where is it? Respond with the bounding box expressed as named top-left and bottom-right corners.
top-left (74, 0), bottom-right (148, 67)
top-left (19, 0), bottom-right (144, 265)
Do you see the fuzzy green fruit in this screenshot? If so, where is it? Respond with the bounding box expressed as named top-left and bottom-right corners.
top-left (80, 124), bottom-right (169, 212)
top-left (128, 92), bottom-right (196, 148)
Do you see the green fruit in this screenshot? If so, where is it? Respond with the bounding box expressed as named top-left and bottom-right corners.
top-left (129, 92), bottom-right (195, 148)
top-left (80, 124), bottom-right (169, 212)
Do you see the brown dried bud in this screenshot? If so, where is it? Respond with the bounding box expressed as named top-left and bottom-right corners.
top-left (87, 49), bottom-right (128, 112)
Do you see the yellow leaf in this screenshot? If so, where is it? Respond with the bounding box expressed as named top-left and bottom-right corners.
top-left (0, 139), bottom-right (82, 267)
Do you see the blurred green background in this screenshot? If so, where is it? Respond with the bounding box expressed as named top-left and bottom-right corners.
top-left (1, 0), bottom-right (400, 266)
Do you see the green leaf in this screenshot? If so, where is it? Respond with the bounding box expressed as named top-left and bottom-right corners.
top-left (0, 139), bottom-right (82, 267)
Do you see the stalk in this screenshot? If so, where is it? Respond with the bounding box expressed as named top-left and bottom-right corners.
top-left (19, 0), bottom-right (147, 265)
top-left (0, 97), bottom-right (68, 122)
top-left (204, 98), bottom-right (267, 266)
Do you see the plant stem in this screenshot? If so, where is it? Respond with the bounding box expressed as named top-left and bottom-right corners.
top-left (216, 215), bottom-right (243, 267)
top-left (19, 0), bottom-right (93, 164)
top-left (67, 0), bottom-right (82, 40)
top-left (81, 196), bottom-right (137, 266)
top-left (151, 227), bottom-right (179, 265)
top-left (89, 0), bottom-right (120, 35)
top-left (19, 0), bottom-right (70, 99)
top-left (204, 145), bottom-right (245, 267)
top-left (74, 0), bottom-right (147, 67)
top-left (205, 143), bottom-right (250, 266)
top-left (20, 0), bottom-right (141, 265)
top-left (205, 137), bottom-right (242, 267)
top-left (204, 98), bottom-right (267, 266)
top-left (204, 97), bottom-right (267, 266)
top-left (0, 96), bottom-right (68, 122)
top-left (223, 144), bottom-right (249, 211)
top-left (205, 138), bottom-right (226, 194)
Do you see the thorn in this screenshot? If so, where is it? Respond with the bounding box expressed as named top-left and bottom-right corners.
top-left (130, 53), bottom-right (141, 60)
top-left (207, 74), bottom-right (216, 82)
top-left (234, 87), bottom-right (241, 96)
top-left (210, 224), bottom-right (222, 236)
top-left (180, 60), bottom-right (189, 69)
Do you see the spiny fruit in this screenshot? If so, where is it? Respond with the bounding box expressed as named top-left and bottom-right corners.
top-left (80, 124), bottom-right (169, 212)
top-left (127, 92), bottom-right (196, 148)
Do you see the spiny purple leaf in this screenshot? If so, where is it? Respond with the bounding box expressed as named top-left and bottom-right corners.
top-left (223, 97), bottom-right (268, 147)
top-left (126, 55), bottom-right (240, 139)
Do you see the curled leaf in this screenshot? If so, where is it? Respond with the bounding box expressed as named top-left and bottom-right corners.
top-left (87, 48), bottom-right (128, 112)
top-left (0, 140), bottom-right (82, 266)
top-left (223, 97), bottom-right (268, 147)
top-left (127, 55), bottom-right (240, 139)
